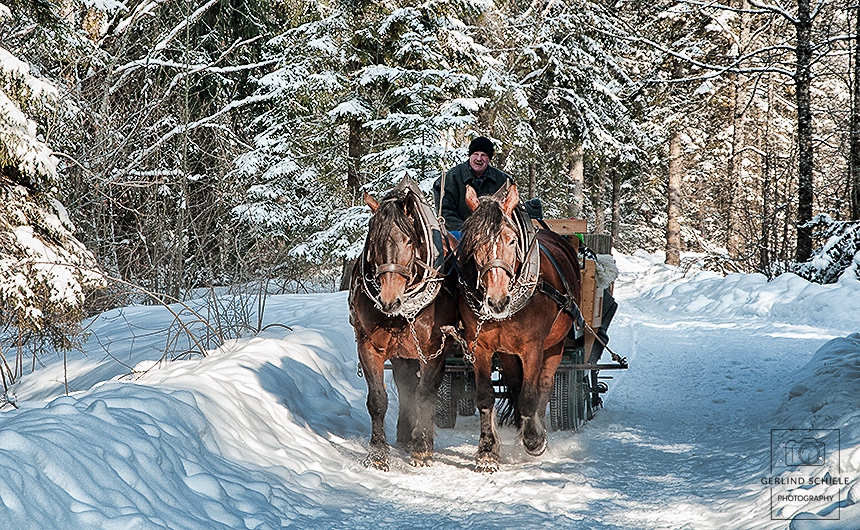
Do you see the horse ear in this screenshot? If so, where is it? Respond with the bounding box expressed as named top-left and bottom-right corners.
top-left (364, 191), bottom-right (380, 212)
top-left (465, 185), bottom-right (480, 212)
top-left (502, 183), bottom-right (519, 216)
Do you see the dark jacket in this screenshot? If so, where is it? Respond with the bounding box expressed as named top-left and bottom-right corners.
top-left (433, 162), bottom-right (513, 231)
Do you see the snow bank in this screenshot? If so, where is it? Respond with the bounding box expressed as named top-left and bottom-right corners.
top-left (771, 333), bottom-right (860, 527)
top-left (616, 250), bottom-right (860, 332)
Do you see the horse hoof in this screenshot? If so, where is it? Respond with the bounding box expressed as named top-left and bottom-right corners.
top-left (523, 436), bottom-right (547, 457)
top-left (364, 454), bottom-right (390, 471)
top-left (410, 452), bottom-right (433, 467)
top-left (475, 455), bottom-right (499, 473)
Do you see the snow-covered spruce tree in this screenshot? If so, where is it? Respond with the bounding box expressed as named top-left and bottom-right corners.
top-left (795, 215), bottom-right (860, 283)
top-left (0, 4), bottom-right (104, 357)
top-left (233, 0), bottom-right (494, 275)
top-left (481, 1), bottom-right (653, 237)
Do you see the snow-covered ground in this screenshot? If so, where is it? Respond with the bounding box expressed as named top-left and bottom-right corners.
top-left (1, 251), bottom-right (859, 529)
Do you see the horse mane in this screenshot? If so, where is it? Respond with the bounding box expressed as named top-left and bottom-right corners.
top-left (366, 189), bottom-right (420, 247)
top-left (458, 197), bottom-right (508, 264)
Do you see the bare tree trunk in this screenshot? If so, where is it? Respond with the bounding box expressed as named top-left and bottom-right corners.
top-left (794, 0), bottom-right (814, 262)
top-left (567, 146), bottom-right (584, 218)
top-left (727, 0), bottom-right (751, 255)
top-left (594, 159), bottom-right (606, 234)
top-left (528, 161), bottom-right (537, 199)
top-left (851, 4), bottom-right (860, 220)
top-left (759, 73), bottom-right (775, 275)
top-left (611, 164), bottom-right (621, 244)
top-left (348, 118), bottom-right (363, 204)
top-left (666, 131), bottom-right (682, 266)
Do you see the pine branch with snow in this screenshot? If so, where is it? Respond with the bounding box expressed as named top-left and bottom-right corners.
top-left (1, 14), bottom-right (105, 350)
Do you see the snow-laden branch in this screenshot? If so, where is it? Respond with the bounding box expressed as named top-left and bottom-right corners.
top-left (678, 0), bottom-right (799, 23)
top-left (110, 36), bottom-right (274, 95)
top-left (111, 0), bottom-right (171, 38)
top-left (153, 0), bottom-right (218, 53)
top-left (163, 36), bottom-right (267, 97)
top-left (608, 28), bottom-right (796, 81)
top-left (121, 92), bottom-right (279, 171)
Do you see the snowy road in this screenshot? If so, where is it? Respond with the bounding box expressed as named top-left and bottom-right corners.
top-left (3, 251), bottom-right (858, 529)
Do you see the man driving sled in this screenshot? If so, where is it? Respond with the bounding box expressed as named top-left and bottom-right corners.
top-left (432, 135), bottom-right (617, 365)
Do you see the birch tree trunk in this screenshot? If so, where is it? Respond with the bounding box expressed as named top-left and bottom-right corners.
top-left (568, 146), bottom-right (584, 218)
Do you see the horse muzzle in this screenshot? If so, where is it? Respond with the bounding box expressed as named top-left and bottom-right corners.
top-left (375, 263), bottom-right (412, 314)
top-left (483, 292), bottom-right (512, 319)
top-left (478, 259), bottom-right (515, 318)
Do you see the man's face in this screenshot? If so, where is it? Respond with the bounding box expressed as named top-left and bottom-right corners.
top-left (469, 151), bottom-right (490, 176)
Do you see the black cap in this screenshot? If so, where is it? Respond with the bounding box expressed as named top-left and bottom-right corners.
top-left (468, 136), bottom-right (495, 158)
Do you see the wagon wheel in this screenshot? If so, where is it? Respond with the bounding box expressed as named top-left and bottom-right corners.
top-left (549, 370), bottom-right (572, 431)
top-left (435, 372), bottom-right (457, 429)
top-left (549, 369), bottom-right (592, 431)
top-left (457, 371), bottom-right (476, 417)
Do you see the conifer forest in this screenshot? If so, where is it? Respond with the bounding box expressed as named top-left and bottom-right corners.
top-left (2, 0), bottom-right (860, 351)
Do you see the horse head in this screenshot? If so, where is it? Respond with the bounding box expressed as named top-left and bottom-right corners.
top-left (460, 184), bottom-right (521, 319)
top-left (364, 189), bottom-right (419, 314)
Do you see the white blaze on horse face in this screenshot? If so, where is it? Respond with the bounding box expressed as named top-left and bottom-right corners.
top-left (481, 224), bottom-right (517, 316)
top-left (377, 228), bottom-right (412, 311)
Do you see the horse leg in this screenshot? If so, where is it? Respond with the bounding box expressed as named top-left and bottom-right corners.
top-left (390, 358), bottom-right (419, 452)
top-left (536, 342), bottom-right (566, 418)
top-left (409, 356), bottom-right (445, 467)
top-left (473, 352), bottom-right (501, 472)
top-left (359, 343), bottom-right (390, 471)
top-left (517, 343), bottom-right (563, 456)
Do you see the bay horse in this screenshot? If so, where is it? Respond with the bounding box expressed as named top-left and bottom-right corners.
top-left (349, 177), bottom-right (458, 470)
top-left (458, 184), bottom-right (581, 472)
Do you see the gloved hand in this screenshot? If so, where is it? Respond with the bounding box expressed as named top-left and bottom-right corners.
top-left (523, 197), bottom-right (543, 219)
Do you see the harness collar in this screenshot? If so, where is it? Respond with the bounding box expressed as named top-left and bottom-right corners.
top-left (355, 176), bottom-right (447, 320)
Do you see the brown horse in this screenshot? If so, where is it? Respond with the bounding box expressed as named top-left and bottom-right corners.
top-left (458, 184), bottom-right (581, 472)
top-left (349, 177), bottom-right (458, 470)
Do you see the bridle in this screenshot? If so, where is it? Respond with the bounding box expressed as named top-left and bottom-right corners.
top-left (367, 197), bottom-right (418, 285)
top-left (374, 252), bottom-right (415, 284)
top-left (473, 216), bottom-right (521, 292)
